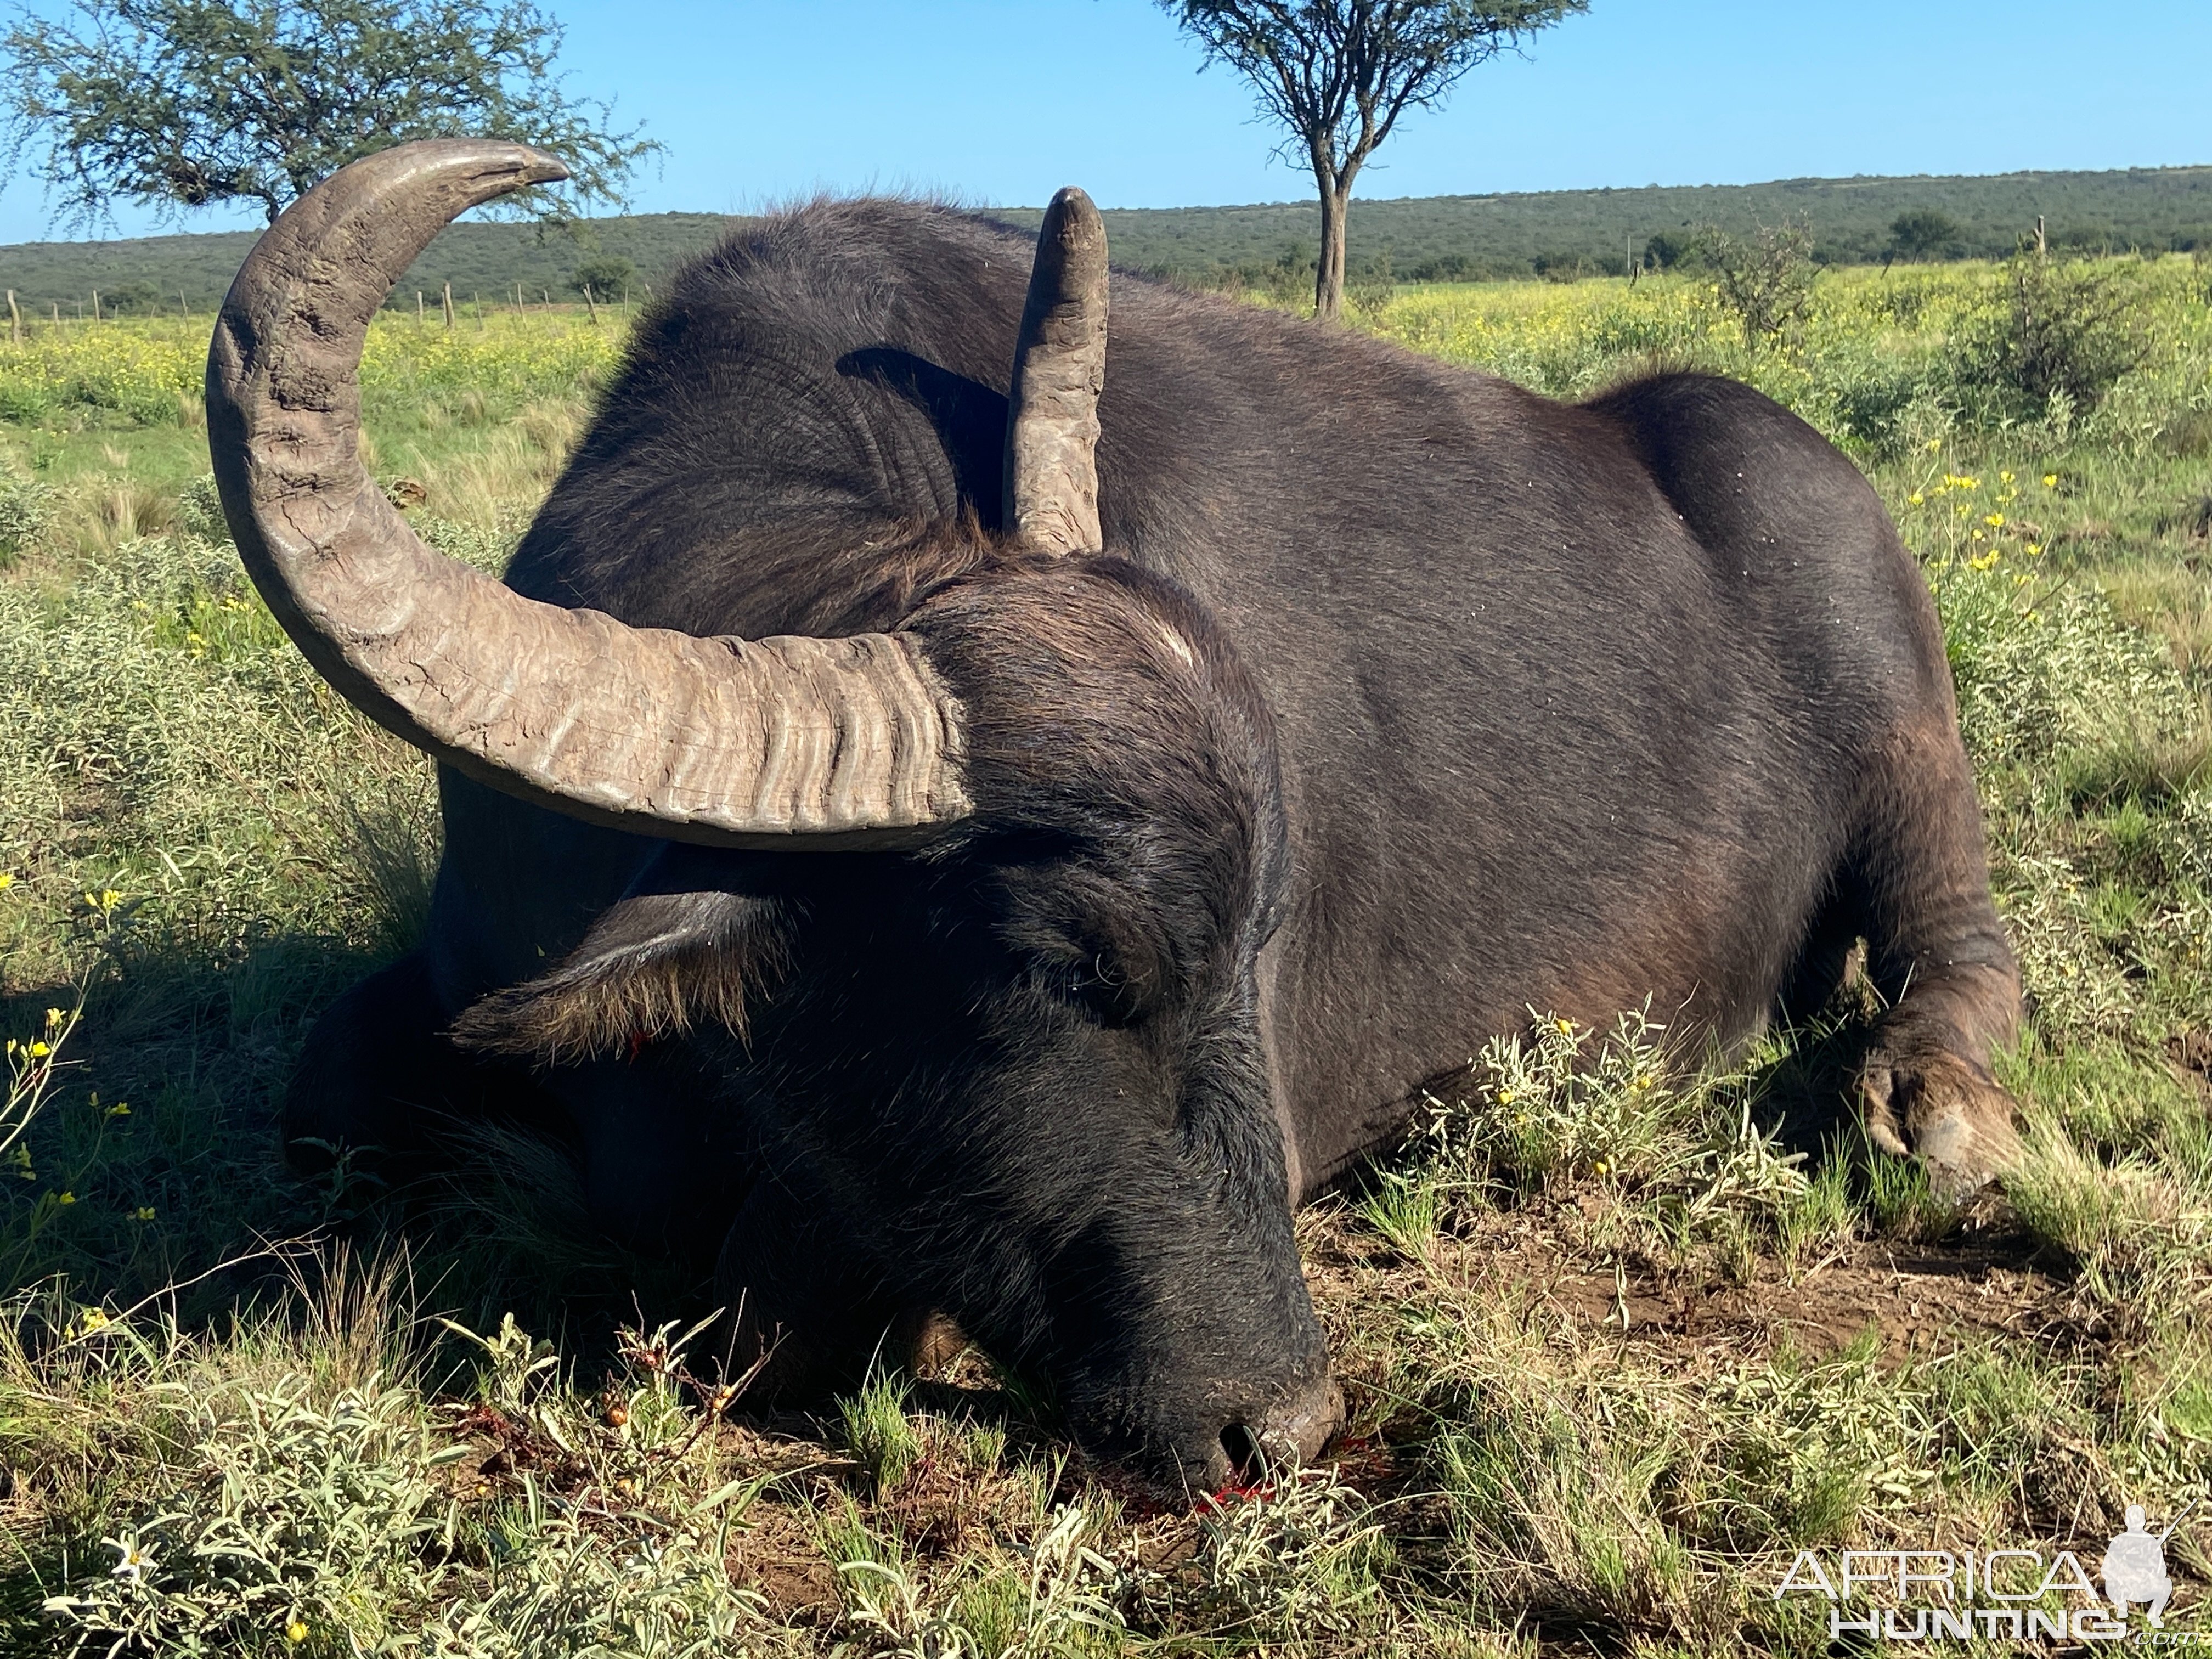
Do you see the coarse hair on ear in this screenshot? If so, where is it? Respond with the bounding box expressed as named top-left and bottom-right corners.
top-left (449, 887), bottom-right (791, 1068)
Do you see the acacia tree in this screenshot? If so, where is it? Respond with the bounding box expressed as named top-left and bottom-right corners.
top-left (1, 0), bottom-right (657, 228)
top-left (1158, 0), bottom-right (1585, 321)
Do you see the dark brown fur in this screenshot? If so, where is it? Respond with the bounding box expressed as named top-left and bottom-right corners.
top-left (285, 198), bottom-right (2023, 1494)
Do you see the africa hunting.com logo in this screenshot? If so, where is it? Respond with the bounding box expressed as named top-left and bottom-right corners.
top-left (1771, 1502), bottom-right (2202, 1644)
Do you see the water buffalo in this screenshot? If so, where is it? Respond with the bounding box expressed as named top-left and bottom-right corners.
top-left (208, 140), bottom-right (2023, 1496)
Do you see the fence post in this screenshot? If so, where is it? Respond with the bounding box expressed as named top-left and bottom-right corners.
top-left (5, 289), bottom-right (19, 345)
top-left (92, 289), bottom-right (101, 322)
top-left (582, 284), bottom-right (599, 325)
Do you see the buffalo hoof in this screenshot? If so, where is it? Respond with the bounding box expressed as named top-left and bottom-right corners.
top-left (1859, 1045), bottom-right (2023, 1197)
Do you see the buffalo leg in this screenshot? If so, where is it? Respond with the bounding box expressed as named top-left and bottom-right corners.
top-left (1850, 715), bottom-right (2024, 1190)
top-left (284, 952), bottom-right (539, 1177)
top-left (713, 1179), bottom-right (912, 1399)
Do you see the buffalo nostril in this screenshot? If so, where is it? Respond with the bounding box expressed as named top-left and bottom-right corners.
top-left (1259, 1376), bottom-right (1347, 1466)
top-left (1220, 1423), bottom-right (1264, 1486)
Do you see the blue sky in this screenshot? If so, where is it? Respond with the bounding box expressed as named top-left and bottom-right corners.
top-left (4, 0), bottom-right (2208, 242)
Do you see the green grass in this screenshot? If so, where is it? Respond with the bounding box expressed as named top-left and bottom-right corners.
top-left (3, 251), bottom-right (2211, 1652)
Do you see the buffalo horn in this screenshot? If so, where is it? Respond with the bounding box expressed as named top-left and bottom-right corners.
top-left (1003, 186), bottom-right (1107, 556)
top-left (206, 139), bottom-right (972, 847)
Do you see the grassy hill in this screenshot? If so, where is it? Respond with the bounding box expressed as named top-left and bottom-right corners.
top-left (0, 211), bottom-right (735, 317)
top-left (3, 164), bottom-right (2210, 313)
top-left (1062, 163), bottom-right (2212, 281)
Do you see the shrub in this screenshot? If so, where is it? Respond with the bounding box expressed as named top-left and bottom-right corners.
top-left (1947, 251), bottom-right (2149, 424)
top-left (569, 253), bottom-right (636, 301)
top-left (1192, 1469), bottom-right (1387, 1638)
top-left (1347, 254), bottom-right (1396, 319)
top-left (1404, 252), bottom-right (1485, 283)
top-left (36, 1356), bottom-right (763, 1658)
top-left (99, 279), bottom-right (168, 316)
top-left (174, 473), bottom-right (230, 544)
top-left (41, 1370), bottom-right (468, 1653)
top-left (1887, 209), bottom-right (1965, 263)
top-left (1699, 217), bottom-right (1818, 347)
top-left (0, 473), bottom-right (52, 566)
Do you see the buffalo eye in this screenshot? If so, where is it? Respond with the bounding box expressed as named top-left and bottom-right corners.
top-left (990, 862), bottom-right (1171, 1025)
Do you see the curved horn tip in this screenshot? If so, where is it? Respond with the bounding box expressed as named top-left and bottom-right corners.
top-left (207, 133), bottom-right (973, 850)
top-left (315, 136), bottom-right (571, 204)
top-left (1047, 184), bottom-right (1100, 218)
top-left (1005, 184), bottom-right (1110, 557)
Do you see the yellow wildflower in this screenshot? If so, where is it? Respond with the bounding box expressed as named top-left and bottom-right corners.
top-left (1908, 492), bottom-right (1924, 505)
top-left (286, 1618), bottom-right (309, 1644)
top-left (1554, 1017), bottom-right (1574, 1036)
top-left (57, 1190), bottom-right (75, 1204)
top-left (108, 1101), bottom-right (131, 1116)
top-left (0, 873), bottom-right (13, 891)
top-left (135, 1206), bottom-right (156, 1221)
top-left (78, 1306), bottom-right (108, 1331)
top-left (1985, 513), bottom-right (2004, 527)
top-left (2042, 473), bottom-right (2058, 487)
top-left (27, 1041), bottom-right (49, 1058)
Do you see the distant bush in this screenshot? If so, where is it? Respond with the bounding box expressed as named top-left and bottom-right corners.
top-left (97, 279), bottom-right (167, 315)
top-left (1398, 252), bottom-right (1534, 284)
top-left (1532, 250), bottom-right (1595, 283)
top-left (568, 252), bottom-right (636, 301)
top-left (1947, 251), bottom-right (2149, 425)
top-left (2053, 224), bottom-right (2117, 255)
top-left (1700, 217), bottom-right (1818, 347)
top-left (1405, 252), bottom-right (1477, 282)
top-left (1888, 209), bottom-right (1965, 263)
top-left (1644, 230), bottom-right (1702, 272)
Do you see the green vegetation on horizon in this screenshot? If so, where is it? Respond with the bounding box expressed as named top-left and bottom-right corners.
top-left (4, 162), bottom-right (2211, 315)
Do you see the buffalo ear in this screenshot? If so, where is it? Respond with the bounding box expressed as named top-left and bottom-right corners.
top-left (449, 885), bottom-right (789, 1066)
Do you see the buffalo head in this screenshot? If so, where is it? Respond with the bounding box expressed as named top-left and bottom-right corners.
top-left (208, 139), bottom-right (1341, 1494)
